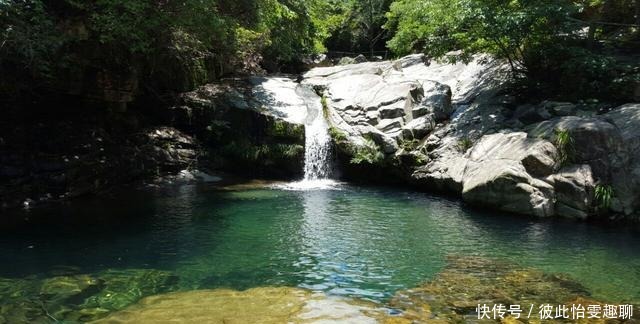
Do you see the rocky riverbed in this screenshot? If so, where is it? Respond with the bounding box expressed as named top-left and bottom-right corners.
top-left (2, 256), bottom-right (630, 323)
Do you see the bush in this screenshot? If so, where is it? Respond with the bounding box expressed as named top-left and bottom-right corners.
top-left (554, 128), bottom-right (574, 166)
top-left (350, 138), bottom-right (384, 165)
top-left (384, 0), bottom-right (640, 103)
top-left (594, 184), bottom-right (614, 211)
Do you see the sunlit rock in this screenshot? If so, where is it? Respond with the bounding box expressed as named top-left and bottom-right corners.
top-left (92, 287), bottom-right (385, 323)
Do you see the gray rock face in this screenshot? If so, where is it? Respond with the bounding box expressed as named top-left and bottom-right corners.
top-left (527, 116), bottom-right (623, 177)
top-left (461, 132), bottom-right (557, 217)
top-left (553, 165), bottom-right (594, 219)
top-left (301, 54), bottom-right (501, 158)
top-left (603, 104), bottom-right (640, 216)
top-left (417, 81), bottom-right (453, 122)
top-left (301, 54), bottom-right (640, 220)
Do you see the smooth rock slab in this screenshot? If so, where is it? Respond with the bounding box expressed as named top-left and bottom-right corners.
top-left (91, 287), bottom-right (384, 324)
top-left (461, 132), bottom-right (558, 217)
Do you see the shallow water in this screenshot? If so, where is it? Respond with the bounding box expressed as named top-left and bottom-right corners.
top-left (1, 183), bottom-right (639, 320)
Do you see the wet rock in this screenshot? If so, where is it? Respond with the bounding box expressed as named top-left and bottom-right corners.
top-left (40, 275), bottom-right (102, 302)
top-left (388, 256), bottom-right (611, 323)
top-left (93, 287), bottom-right (385, 323)
top-left (82, 269), bottom-right (179, 311)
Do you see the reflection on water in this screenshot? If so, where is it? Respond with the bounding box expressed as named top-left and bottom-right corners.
top-left (0, 183), bottom-right (639, 321)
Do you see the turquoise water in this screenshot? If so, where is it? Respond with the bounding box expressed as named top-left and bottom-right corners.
top-left (1, 183), bottom-right (639, 318)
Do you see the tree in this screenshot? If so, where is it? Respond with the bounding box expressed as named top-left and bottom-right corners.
top-left (384, 0), bottom-right (639, 101)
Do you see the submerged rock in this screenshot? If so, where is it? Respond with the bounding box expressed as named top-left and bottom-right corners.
top-left (92, 287), bottom-right (385, 323)
top-left (0, 268), bottom-right (179, 323)
top-left (388, 256), bottom-right (634, 323)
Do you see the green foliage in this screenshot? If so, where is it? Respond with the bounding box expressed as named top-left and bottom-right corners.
top-left (384, 0), bottom-right (640, 102)
top-left (457, 137), bottom-right (473, 153)
top-left (1, 0), bottom-right (329, 98)
top-left (554, 128), bottom-right (574, 166)
top-left (321, 94), bottom-right (330, 118)
top-left (322, 0), bottom-right (393, 54)
top-left (329, 126), bottom-right (385, 165)
top-left (399, 138), bottom-right (420, 151)
top-left (221, 140), bottom-right (303, 163)
top-left (267, 120), bottom-right (305, 140)
top-left (350, 138), bottom-right (385, 165)
top-left (0, 0), bottom-right (66, 96)
top-left (594, 184), bottom-right (614, 210)
top-left (328, 126), bottom-right (348, 143)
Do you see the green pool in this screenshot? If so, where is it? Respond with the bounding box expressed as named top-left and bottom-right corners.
top-left (1, 182), bottom-right (639, 322)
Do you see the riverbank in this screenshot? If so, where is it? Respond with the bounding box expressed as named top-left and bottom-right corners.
top-left (2, 55), bottom-right (639, 222)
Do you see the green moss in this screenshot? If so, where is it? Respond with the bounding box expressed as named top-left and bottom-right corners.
top-left (267, 120), bottom-right (304, 141)
top-left (328, 127), bottom-right (385, 165)
top-left (221, 141), bottom-right (303, 164)
top-left (328, 126), bottom-right (348, 144)
top-left (321, 95), bottom-right (329, 119)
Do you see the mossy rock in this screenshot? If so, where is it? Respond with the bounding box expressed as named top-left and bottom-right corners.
top-left (40, 275), bottom-right (101, 298)
top-left (388, 256), bottom-right (627, 323)
top-left (81, 269), bottom-right (179, 311)
top-left (267, 119), bottom-right (305, 142)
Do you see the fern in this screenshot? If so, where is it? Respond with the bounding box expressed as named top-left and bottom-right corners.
top-left (554, 128), bottom-right (574, 166)
top-left (594, 184), bottom-right (614, 210)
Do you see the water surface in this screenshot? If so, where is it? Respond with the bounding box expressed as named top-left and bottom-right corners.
top-left (1, 183), bottom-right (639, 318)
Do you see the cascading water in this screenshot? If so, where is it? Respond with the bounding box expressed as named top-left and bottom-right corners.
top-left (280, 86), bottom-right (338, 190)
top-left (302, 99), bottom-right (332, 181)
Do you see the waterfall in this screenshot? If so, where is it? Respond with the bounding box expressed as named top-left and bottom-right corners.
top-left (303, 99), bottom-right (332, 180)
top-left (279, 86), bottom-right (338, 190)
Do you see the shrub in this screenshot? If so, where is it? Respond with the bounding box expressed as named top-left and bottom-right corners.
top-left (350, 138), bottom-right (384, 165)
top-left (594, 184), bottom-right (614, 211)
top-left (457, 137), bottom-right (473, 153)
top-left (554, 128), bottom-right (574, 166)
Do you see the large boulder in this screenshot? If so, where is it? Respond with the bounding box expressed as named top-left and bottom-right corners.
top-left (461, 132), bottom-right (557, 217)
top-left (414, 80), bottom-right (453, 121)
top-left (527, 116), bottom-right (623, 180)
top-left (174, 77), bottom-right (308, 180)
top-left (553, 164), bottom-right (595, 219)
top-left (603, 104), bottom-right (640, 216)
